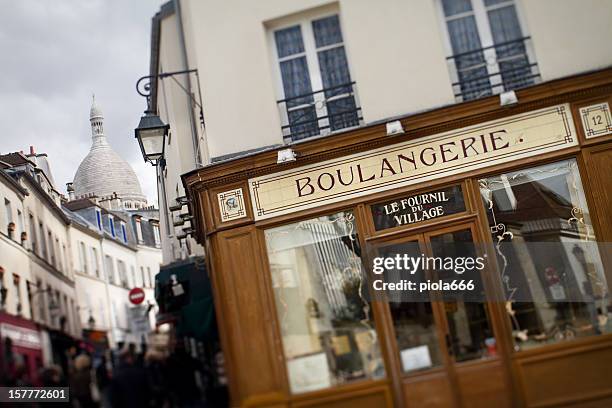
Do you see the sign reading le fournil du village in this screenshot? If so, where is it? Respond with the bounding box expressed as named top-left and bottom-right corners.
top-left (249, 104), bottom-right (576, 220)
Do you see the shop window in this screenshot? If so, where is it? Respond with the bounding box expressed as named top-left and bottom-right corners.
top-left (479, 158), bottom-right (610, 350)
top-left (264, 211), bottom-right (385, 394)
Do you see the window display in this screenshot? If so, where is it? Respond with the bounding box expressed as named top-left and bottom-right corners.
top-left (264, 211), bottom-right (385, 393)
top-left (479, 159), bottom-right (611, 350)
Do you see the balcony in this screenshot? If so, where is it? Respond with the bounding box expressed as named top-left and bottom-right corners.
top-left (447, 36), bottom-right (540, 102)
top-left (277, 82), bottom-right (363, 142)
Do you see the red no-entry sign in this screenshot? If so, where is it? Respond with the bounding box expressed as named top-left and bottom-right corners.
top-left (128, 287), bottom-right (145, 305)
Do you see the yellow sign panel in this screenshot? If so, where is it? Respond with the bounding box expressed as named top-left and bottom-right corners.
top-left (249, 104), bottom-right (576, 220)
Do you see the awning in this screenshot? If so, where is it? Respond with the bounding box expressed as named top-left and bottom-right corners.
top-left (155, 256), bottom-right (217, 341)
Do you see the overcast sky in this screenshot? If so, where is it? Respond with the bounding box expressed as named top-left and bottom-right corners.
top-left (0, 0), bottom-right (166, 204)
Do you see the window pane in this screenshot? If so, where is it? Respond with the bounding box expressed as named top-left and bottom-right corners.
top-left (484, 0), bottom-right (510, 6)
top-left (265, 211), bottom-right (385, 394)
top-left (312, 15), bottom-right (343, 48)
top-left (378, 241), bottom-right (444, 373)
top-left (447, 16), bottom-right (491, 100)
top-left (479, 159), bottom-right (610, 350)
top-left (279, 57), bottom-right (314, 105)
top-left (441, 0), bottom-right (473, 17)
top-left (275, 25), bottom-right (305, 58)
top-left (326, 96), bottom-right (359, 132)
top-left (288, 106), bottom-right (319, 140)
top-left (318, 46), bottom-right (352, 95)
top-left (430, 229), bottom-right (494, 362)
top-left (488, 6), bottom-right (533, 90)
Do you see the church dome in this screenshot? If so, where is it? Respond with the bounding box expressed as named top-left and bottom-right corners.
top-left (73, 96), bottom-right (147, 207)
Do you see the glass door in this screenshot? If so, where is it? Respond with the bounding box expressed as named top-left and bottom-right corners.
top-left (370, 222), bottom-right (510, 407)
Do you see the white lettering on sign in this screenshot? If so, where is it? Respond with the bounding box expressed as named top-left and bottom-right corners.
top-left (0, 323), bottom-right (42, 350)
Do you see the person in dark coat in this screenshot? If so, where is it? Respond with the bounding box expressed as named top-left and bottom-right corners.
top-left (166, 342), bottom-right (202, 408)
top-left (108, 349), bottom-right (151, 408)
top-left (70, 354), bottom-right (96, 408)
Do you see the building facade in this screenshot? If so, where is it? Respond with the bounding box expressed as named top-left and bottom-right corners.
top-left (1, 98), bottom-right (163, 380)
top-left (148, 1), bottom-right (612, 407)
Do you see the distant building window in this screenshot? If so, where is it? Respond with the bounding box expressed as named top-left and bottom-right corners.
top-left (16, 210), bottom-right (23, 237)
top-left (79, 242), bottom-right (88, 274)
top-left (62, 244), bottom-right (68, 275)
top-left (91, 247), bottom-right (100, 278)
top-left (48, 231), bottom-right (55, 266)
top-left (117, 260), bottom-right (128, 288)
top-left (120, 222), bottom-right (128, 243)
top-left (271, 12), bottom-right (359, 141)
top-left (4, 198), bottom-right (13, 237)
top-left (13, 274), bottom-right (21, 314)
top-left (29, 214), bottom-right (37, 253)
top-left (39, 223), bottom-right (47, 259)
top-left (109, 215), bottom-right (115, 237)
top-left (152, 224), bottom-right (160, 247)
top-left (104, 255), bottom-right (114, 283)
top-left (147, 267), bottom-right (152, 289)
top-left (438, 0), bottom-right (539, 101)
top-left (56, 238), bottom-right (62, 271)
top-left (95, 209), bottom-right (102, 230)
top-left (135, 219), bottom-right (143, 243)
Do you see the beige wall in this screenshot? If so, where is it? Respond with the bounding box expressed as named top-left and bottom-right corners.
top-left (522, 0), bottom-right (612, 81)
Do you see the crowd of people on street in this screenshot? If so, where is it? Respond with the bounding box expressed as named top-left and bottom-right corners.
top-left (1, 338), bottom-right (228, 408)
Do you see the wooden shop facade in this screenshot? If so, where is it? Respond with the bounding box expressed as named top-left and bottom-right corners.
top-left (182, 68), bottom-right (612, 408)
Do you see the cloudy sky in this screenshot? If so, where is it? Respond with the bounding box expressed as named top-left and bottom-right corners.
top-left (0, 0), bottom-right (165, 204)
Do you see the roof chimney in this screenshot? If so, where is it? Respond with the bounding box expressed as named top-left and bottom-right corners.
top-left (66, 182), bottom-right (75, 201)
top-left (29, 146), bottom-right (35, 155)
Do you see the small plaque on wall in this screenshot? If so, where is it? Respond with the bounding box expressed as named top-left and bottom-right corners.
top-left (217, 188), bottom-right (247, 222)
top-left (579, 102), bottom-right (612, 139)
top-left (371, 185), bottom-right (466, 231)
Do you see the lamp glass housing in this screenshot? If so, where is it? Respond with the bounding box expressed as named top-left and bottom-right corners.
top-left (135, 112), bottom-right (169, 163)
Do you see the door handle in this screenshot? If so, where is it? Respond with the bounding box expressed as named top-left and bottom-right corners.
top-left (445, 333), bottom-right (453, 356)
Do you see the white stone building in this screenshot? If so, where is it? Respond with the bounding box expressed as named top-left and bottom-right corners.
top-left (0, 98), bottom-right (162, 380)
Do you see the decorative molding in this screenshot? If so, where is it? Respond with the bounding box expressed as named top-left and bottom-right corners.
top-left (580, 102), bottom-right (612, 139)
top-left (249, 104), bottom-right (576, 220)
top-left (217, 188), bottom-right (247, 222)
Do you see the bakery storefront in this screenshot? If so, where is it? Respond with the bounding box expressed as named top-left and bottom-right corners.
top-left (183, 70), bottom-right (612, 408)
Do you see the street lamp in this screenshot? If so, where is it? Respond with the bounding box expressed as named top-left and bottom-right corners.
top-left (134, 111), bottom-right (169, 165)
top-left (87, 314), bottom-right (96, 329)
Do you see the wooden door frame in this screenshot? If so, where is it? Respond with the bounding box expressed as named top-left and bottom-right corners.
top-left (361, 210), bottom-right (516, 408)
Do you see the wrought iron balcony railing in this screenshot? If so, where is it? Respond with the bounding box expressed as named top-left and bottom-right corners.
top-left (446, 36), bottom-right (540, 102)
top-left (277, 81), bottom-right (363, 142)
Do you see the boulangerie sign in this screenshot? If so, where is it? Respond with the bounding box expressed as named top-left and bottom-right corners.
top-left (248, 104), bottom-right (576, 220)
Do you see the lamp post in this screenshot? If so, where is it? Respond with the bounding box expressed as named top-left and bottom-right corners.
top-left (135, 69), bottom-right (202, 250)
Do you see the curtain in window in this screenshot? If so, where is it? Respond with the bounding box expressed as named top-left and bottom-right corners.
top-left (447, 15), bottom-right (491, 100)
top-left (313, 15), bottom-right (358, 132)
top-left (312, 15), bottom-right (343, 47)
top-left (275, 25), bottom-right (319, 139)
top-left (488, 5), bottom-right (533, 91)
top-left (275, 25), bottom-right (305, 58)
